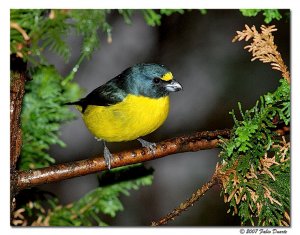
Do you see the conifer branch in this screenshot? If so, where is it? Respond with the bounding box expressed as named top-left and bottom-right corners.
top-left (233, 24), bottom-right (290, 83)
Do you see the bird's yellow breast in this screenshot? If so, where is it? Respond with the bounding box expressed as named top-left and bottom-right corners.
top-left (81, 94), bottom-right (170, 142)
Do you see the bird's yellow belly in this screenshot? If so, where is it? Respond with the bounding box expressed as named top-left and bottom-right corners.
top-left (82, 94), bottom-right (170, 142)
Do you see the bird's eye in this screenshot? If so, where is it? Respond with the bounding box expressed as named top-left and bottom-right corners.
top-left (153, 77), bottom-right (160, 84)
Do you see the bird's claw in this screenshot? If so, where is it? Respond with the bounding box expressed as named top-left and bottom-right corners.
top-left (103, 143), bottom-right (112, 169)
top-left (137, 138), bottom-right (156, 153)
top-left (102, 139), bottom-right (156, 169)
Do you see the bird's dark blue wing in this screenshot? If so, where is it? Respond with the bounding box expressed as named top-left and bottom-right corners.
top-left (73, 76), bottom-right (128, 113)
top-left (84, 84), bottom-right (125, 106)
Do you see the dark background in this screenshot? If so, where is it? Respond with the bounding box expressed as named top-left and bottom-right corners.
top-left (41, 10), bottom-right (290, 226)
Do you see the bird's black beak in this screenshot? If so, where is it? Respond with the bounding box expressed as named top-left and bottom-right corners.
top-left (165, 79), bottom-right (183, 92)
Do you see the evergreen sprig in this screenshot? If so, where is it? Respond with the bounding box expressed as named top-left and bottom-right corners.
top-left (240, 9), bottom-right (283, 23)
top-left (20, 66), bottom-right (82, 169)
top-left (70, 10), bottom-right (110, 59)
top-left (10, 9), bottom-right (190, 66)
top-left (11, 9), bottom-right (193, 83)
top-left (10, 10), bottom-right (70, 64)
top-left (13, 165), bottom-right (153, 226)
top-left (49, 174), bottom-right (153, 226)
top-left (218, 79), bottom-right (290, 226)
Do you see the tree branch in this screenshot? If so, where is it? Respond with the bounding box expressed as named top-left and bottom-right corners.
top-left (10, 55), bottom-right (27, 220)
top-left (150, 160), bottom-right (240, 226)
top-left (10, 58), bottom-right (27, 171)
top-left (13, 129), bottom-right (231, 192)
top-left (10, 22), bottom-right (30, 41)
top-left (151, 174), bottom-right (219, 226)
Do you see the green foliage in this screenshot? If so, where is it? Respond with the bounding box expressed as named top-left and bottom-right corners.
top-left (10, 9), bottom-right (189, 64)
top-left (118, 9), bottom-right (186, 27)
top-left (160, 9), bottom-right (185, 16)
top-left (11, 9), bottom-right (192, 83)
top-left (11, 9), bottom-right (283, 67)
top-left (10, 10), bottom-right (70, 64)
top-left (197, 9), bottom-right (207, 15)
top-left (70, 10), bottom-right (111, 59)
top-left (20, 66), bottom-right (82, 169)
top-left (11, 9), bottom-right (112, 83)
top-left (240, 9), bottom-right (282, 23)
top-left (119, 9), bottom-right (205, 26)
top-left (62, 10), bottom-right (112, 84)
top-left (20, 165), bottom-right (153, 226)
top-left (219, 79), bottom-right (290, 226)
top-left (142, 9), bottom-right (185, 26)
top-left (142, 9), bottom-right (207, 26)
top-left (50, 175), bottom-right (152, 226)
top-left (118, 9), bottom-right (135, 24)
top-left (10, 9), bottom-right (110, 64)
top-left (142, 10), bottom-right (162, 27)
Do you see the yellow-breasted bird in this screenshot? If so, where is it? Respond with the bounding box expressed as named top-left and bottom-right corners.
top-left (66, 63), bottom-right (182, 169)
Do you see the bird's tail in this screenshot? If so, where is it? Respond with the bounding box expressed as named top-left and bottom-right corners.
top-left (64, 101), bottom-right (81, 106)
top-left (65, 100), bottom-right (87, 113)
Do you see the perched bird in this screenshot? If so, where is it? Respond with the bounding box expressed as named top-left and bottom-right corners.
top-left (66, 63), bottom-right (182, 169)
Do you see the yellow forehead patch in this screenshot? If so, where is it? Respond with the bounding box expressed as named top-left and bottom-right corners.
top-left (161, 72), bottom-right (173, 81)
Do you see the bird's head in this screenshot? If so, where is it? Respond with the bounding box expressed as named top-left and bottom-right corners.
top-left (123, 63), bottom-right (183, 98)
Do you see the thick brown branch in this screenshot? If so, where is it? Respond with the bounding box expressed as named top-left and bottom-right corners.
top-left (13, 129), bottom-right (231, 192)
top-left (10, 69), bottom-right (26, 170)
top-left (10, 56), bottom-right (27, 221)
top-left (151, 176), bottom-right (218, 226)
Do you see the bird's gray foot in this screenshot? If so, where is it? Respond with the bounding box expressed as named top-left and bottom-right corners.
top-left (137, 138), bottom-right (156, 152)
top-left (103, 142), bottom-right (112, 169)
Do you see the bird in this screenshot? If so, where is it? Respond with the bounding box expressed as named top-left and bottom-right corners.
top-left (66, 63), bottom-right (182, 169)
